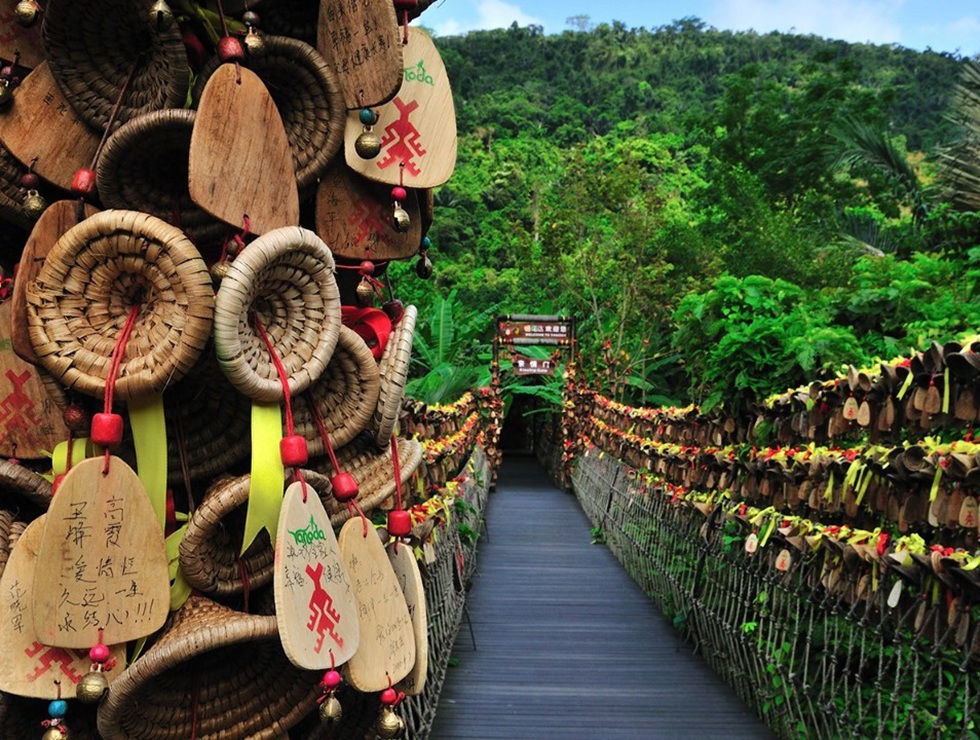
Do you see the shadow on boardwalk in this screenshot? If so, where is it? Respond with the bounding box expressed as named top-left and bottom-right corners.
top-left (431, 454), bottom-right (772, 739)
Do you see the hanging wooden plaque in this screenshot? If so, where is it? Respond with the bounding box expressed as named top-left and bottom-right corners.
top-left (344, 27), bottom-right (456, 189)
top-left (338, 519), bottom-right (414, 691)
top-left (316, 0), bottom-right (402, 109)
top-left (0, 62), bottom-right (99, 190)
top-left (388, 542), bottom-right (427, 695)
top-left (189, 64), bottom-right (299, 236)
top-left (0, 11), bottom-right (45, 69)
top-left (10, 200), bottom-right (98, 364)
top-left (314, 161), bottom-right (421, 260)
top-left (0, 516), bottom-right (125, 698)
top-left (0, 300), bottom-right (68, 458)
top-left (274, 481), bottom-right (359, 670)
top-left (33, 456), bottom-right (169, 648)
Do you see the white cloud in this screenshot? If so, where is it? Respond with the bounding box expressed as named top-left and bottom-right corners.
top-left (709, 0), bottom-right (905, 46)
top-left (431, 0), bottom-right (543, 36)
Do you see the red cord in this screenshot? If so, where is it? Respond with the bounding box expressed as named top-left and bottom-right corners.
top-left (253, 315), bottom-right (295, 436)
top-left (238, 558), bottom-right (251, 613)
top-left (102, 304), bottom-right (140, 473)
top-left (390, 434), bottom-right (403, 511)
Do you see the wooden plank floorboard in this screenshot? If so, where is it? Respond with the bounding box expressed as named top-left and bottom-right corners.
top-left (429, 455), bottom-right (772, 739)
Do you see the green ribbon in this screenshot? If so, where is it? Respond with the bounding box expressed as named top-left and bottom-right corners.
top-left (242, 402), bottom-right (285, 555)
top-left (128, 394), bottom-right (168, 529)
top-left (166, 522), bottom-right (192, 611)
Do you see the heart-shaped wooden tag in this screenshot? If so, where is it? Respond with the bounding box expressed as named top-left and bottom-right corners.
top-left (189, 64), bottom-right (299, 236)
top-left (33, 456), bottom-right (169, 648)
top-left (345, 27), bottom-right (457, 189)
top-left (338, 518), bottom-right (415, 691)
top-left (0, 516), bottom-right (125, 698)
top-left (387, 542), bottom-right (427, 695)
top-left (0, 62), bottom-right (99, 190)
top-left (274, 481), bottom-right (359, 670)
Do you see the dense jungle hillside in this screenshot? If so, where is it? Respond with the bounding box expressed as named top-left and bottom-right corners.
top-left (394, 18), bottom-right (980, 412)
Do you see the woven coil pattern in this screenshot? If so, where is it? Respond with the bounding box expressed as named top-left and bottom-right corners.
top-left (293, 325), bottom-right (380, 454)
top-left (259, 0), bottom-right (318, 44)
top-left (194, 36), bottom-right (345, 190)
top-left (97, 596), bottom-right (320, 739)
top-left (214, 226), bottom-right (341, 402)
top-left (374, 304), bottom-right (418, 447)
top-left (178, 475), bottom-right (274, 596)
top-left (0, 459), bottom-right (53, 513)
top-left (41, 0), bottom-right (189, 131)
top-left (26, 210), bottom-right (215, 400)
top-left (0, 143), bottom-right (31, 232)
top-left (97, 109), bottom-right (225, 244)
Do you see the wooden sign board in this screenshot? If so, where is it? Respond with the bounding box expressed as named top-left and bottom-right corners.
top-left (0, 11), bottom-right (45, 70)
top-left (0, 62), bottom-right (99, 190)
top-left (189, 64), bottom-right (299, 236)
top-left (511, 353), bottom-right (554, 376)
top-left (315, 161), bottom-right (421, 260)
top-left (316, 0), bottom-right (402, 109)
top-left (0, 300), bottom-right (68, 458)
top-left (33, 457), bottom-right (169, 648)
top-left (388, 542), bottom-right (427, 695)
top-left (344, 27), bottom-right (457, 188)
top-left (498, 319), bottom-right (572, 345)
top-left (0, 516), bottom-right (125, 698)
top-left (338, 519), bottom-right (415, 691)
top-left (274, 481), bottom-right (359, 670)
top-left (11, 200), bottom-right (98, 364)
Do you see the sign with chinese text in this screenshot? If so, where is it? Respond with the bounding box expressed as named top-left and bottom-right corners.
top-left (497, 319), bottom-right (571, 345)
top-left (511, 352), bottom-right (555, 376)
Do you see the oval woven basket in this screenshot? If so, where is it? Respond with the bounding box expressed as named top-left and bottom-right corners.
top-left (26, 210), bottom-right (215, 400)
top-left (193, 36), bottom-right (344, 191)
top-left (293, 325), bottom-right (380, 455)
top-left (41, 0), bottom-right (189, 131)
top-left (213, 226), bottom-right (341, 402)
top-left (373, 305), bottom-right (418, 447)
top-left (259, 0), bottom-right (318, 45)
top-left (96, 109), bottom-right (225, 245)
top-left (0, 459), bottom-right (52, 513)
top-left (97, 595), bottom-right (319, 740)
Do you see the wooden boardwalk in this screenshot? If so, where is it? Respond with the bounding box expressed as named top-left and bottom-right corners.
top-left (430, 455), bottom-right (771, 739)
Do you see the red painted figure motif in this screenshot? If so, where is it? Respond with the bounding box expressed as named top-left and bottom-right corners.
top-left (348, 196), bottom-right (390, 245)
top-left (377, 98), bottom-right (425, 177)
top-left (305, 563), bottom-right (344, 654)
top-left (24, 641), bottom-right (85, 684)
top-left (0, 369), bottom-right (45, 450)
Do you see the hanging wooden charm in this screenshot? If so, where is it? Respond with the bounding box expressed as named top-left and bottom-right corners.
top-left (315, 161), bottom-right (421, 260)
top-left (274, 480), bottom-right (360, 670)
top-left (345, 27), bottom-right (457, 189)
top-left (0, 62), bottom-right (100, 191)
top-left (316, 0), bottom-right (402, 109)
top-left (387, 542), bottom-right (427, 695)
top-left (32, 456), bottom-right (170, 648)
top-left (0, 516), bottom-right (126, 698)
top-left (189, 64), bottom-right (299, 236)
top-left (338, 518), bottom-right (415, 691)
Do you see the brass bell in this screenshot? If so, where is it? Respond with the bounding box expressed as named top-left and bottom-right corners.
top-left (415, 252), bottom-right (432, 280)
top-left (375, 705), bottom-right (405, 738)
top-left (76, 669), bottom-right (109, 704)
top-left (42, 727), bottom-right (69, 740)
top-left (209, 260), bottom-right (230, 282)
top-left (0, 82), bottom-right (13, 111)
top-left (392, 205), bottom-right (410, 233)
top-left (243, 27), bottom-right (265, 55)
top-left (318, 695), bottom-right (342, 724)
top-left (14, 0), bottom-right (38, 27)
top-left (354, 130), bottom-right (382, 159)
top-left (355, 276), bottom-right (375, 306)
top-left (149, 0), bottom-right (174, 30)
top-left (22, 189), bottom-right (47, 219)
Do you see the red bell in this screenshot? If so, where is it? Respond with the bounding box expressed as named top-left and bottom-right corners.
top-left (70, 168), bottom-right (97, 198)
top-left (280, 434), bottom-right (308, 467)
top-left (331, 472), bottom-right (359, 502)
top-left (387, 509), bottom-right (411, 538)
top-left (91, 412), bottom-right (123, 448)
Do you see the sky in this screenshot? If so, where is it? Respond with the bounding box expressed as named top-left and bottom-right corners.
top-left (418, 0), bottom-right (980, 57)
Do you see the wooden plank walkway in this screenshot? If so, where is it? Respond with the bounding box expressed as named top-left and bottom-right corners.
top-left (431, 454), bottom-right (772, 739)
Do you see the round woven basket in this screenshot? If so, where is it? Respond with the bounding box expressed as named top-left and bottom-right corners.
top-left (178, 474), bottom-right (275, 597)
top-left (373, 305), bottom-right (418, 447)
top-left (194, 36), bottom-right (344, 191)
top-left (97, 595), bottom-right (319, 740)
top-left (41, 0), bottom-right (189, 132)
top-left (164, 352), bottom-right (251, 487)
top-left (0, 459), bottom-right (52, 513)
top-left (96, 109), bottom-right (225, 245)
top-left (213, 226), bottom-right (341, 402)
top-left (259, 0), bottom-right (318, 44)
top-left (293, 325), bottom-right (380, 455)
top-left (26, 210), bottom-right (215, 400)
top-left (0, 142), bottom-right (31, 232)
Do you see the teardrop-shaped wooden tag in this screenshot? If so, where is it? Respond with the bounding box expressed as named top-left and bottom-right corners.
top-left (33, 456), bottom-right (169, 648)
top-left (927, 493), bottom-right (942, 528)
top-left (955, 388), bottom-right (976, 421)
top-left (744, 532), bottom-right (758, 554)
top-left (274, 481), bottom-right (359, 670)
top-left (388, 542), bottom-right (427, 696)
top-left (923, 384), bottom-right (942, 415)
top-left (775, 549), bottom-right (792, 572)
top-left (947, 488), bottom-right (965, 530)
top-left (338, 519), bottom-right (415, 691)
top-left (316, 0), bottom-right (402, 109)
top-left (345, 27), bottom-right (457, 189)
top-left (0, 300), bottom-right (69, 458)
top-left (842, 396), bottom-right (859, 420)
top-left (11, 200), bottom-right (99, 364)
top-left (189, 64), bottom-right (299, 236)
top-left (911, 386), bottom-right (927, 412)
top-left (886, 579), bottom-right (902, 609)
top-left (0, 516), bottom-right (125, 698)
top-left (856, 400), bottom-right (872, 427)
top-left (955, 609), bottom-right (971, 647)
top-left (877, 397), bottom-right (896, 431)
top-left (0, 62), bottom-right (99, 190)
top-left (959, 496), bottom-right (978, 529)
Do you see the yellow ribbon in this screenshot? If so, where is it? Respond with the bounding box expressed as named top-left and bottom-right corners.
top-left (242, 402), bottom-right (285, 554)
top-left (128, 394), bottom-right (168, 529)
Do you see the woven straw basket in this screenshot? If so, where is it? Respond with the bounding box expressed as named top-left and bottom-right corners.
top-left (293, 325), bottom-right (381, 454)
top-left (213, 226), bottom-right (341, 402)
top-left (0, 509), bottom-right (28, 582)
top-left (374, 304), bottom-right (418, 447)
top-left (42, 0), bottom-right (189, 131)
top-left (0, 459), bottom-right (51, 514)
top-left (194, 36), bottom-right (345, 191)
top-left (0, 143), bottom-right (31, 232)
top-left (26, 210), bottom-right (215, 400)
top-left (97, 595), bottom-right (319, 739)
top-left (96, 109), bottom-right (225, 245)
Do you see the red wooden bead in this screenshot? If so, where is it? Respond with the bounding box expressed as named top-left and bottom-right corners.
top-left (359, 259), bottom-right (375, 276)
top-left (70, 167), bottom-right (97, 197)
top-left (387, 509), bottom-right (411, 538)
top-left (217, 35), bottom-right (245, 63)
top-left (380, 687), bottom-right (398, 705)
top-left (391, 186), bottom-right (407, 202)
top-left (90, 412), bottom-right (123, 448)
top-left (331, 472), bottom-right (359, 502)
top-left (63, 403), bottom-right (89, 432)
top-left (89, 643), bottom-right (110, 663)
top-left (280, 434), bottom-right (309, 467)
top-left (19, 172), bottom-right (39, 189)
top-left (321, 670), bottom-right (342, 690)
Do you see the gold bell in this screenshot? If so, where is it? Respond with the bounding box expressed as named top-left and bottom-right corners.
top-left (243, 26), bottom-right (265, 55)
top-left (148, 0), bottom-right (174, 30)
top-left (42, 727), bottom-right (69, 740)
top-left (15, 0), bottom-right (39, 27)
top-left (22, 189), bottom-right (47, 219)
top-left (392, 205), bottom-right (410, 233)
top-left (355, 276), bottom-right (375, 306)
top-left (318, 695), bottom-right (342, 724)
top-left (375, 705), bottom-right (405, 738)
top-left (355, 130), bottom-right (382, 159)
top-left (209, 260), bottom-right (230, 282)
top-left (76, 669), bottom-right (109, 704)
